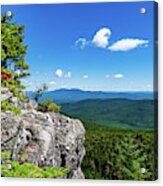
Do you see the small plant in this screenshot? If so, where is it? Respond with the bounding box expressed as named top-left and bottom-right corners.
top-left (40, 98), bottom-right (53, 111)
top-left (34, 84), bottom-right (48, 103)
top-left (37, 98), bottom-right (61, 113)
top-left (1, 100), bottom-right (21, 115)
top-left (48, 103), bottom-right (61, 113)
top-left (1, 160), bottom-right (70, 178)
top-left (1, 151), bottom-right (70, 178)
top-left (1, 151), bottom-right (11, 159)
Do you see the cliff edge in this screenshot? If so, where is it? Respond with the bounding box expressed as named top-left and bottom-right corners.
top-left (1, 108), bottom-right (85, 179)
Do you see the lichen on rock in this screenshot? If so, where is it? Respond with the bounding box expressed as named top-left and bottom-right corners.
top-left (1, 109), bottom-right (85, 179)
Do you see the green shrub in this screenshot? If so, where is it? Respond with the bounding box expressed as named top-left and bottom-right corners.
top-left (1, 160), bottom-right (70, 178)
top-left (48, 103), bottom-right (61, 113)
top-left (41, 99), bottom-right (53, 109)
top-left (1, 100), bottom-right (21, 115)
top-left (1, 151), bottom-right (70, 178)
top-left (1, 151), bottom-right (11, 159)
top-left (37, 99), bottom-right (61, 113)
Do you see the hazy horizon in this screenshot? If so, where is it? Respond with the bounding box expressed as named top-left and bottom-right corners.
top-left (26, 87), bottom-right (154, 93)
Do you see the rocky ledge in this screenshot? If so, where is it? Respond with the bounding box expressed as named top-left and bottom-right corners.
top-left (1, 109), bottom-right (85, 179)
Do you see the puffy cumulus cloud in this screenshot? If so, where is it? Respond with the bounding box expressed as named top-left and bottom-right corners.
top-left (49, 81), bottom-right (56, 85)
top-left (75, 28), bottom-right (149, 52)
top-left (55, 69), bottom-right (64, 78)
top-left (83, 74), bottom-right (88, 79)
top-left (114, 74), bottom-right (124, 78)
top-left (92, 28), bottom-right (111, 48)
top-left (108, 38), bottom-right (149, 51)
top-left (75, 38), bottom-right (88, 48)
top-left (55, 69), bottom-right (72, 78)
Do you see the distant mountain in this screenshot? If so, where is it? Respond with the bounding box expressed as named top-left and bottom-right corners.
top-left (61, 99), bottom-right (156, 131)
top-left (27, 88), bottom-right (154, 104)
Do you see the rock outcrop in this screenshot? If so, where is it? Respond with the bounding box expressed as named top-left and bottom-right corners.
top-left (1, 109), bottom-right (85, 179)
top-left (1, 87), bottom-right (38, 110)
top-left (1, 87), bottom-right (13, 101)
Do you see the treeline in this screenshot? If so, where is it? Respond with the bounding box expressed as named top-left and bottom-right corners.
top-left (82, 130), bottom-right (157, 180)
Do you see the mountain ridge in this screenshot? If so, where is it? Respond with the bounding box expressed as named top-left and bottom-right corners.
top-left (61, 98), bottom-right (155, 131)
top-left (27, 88), bottom-right (154, 104)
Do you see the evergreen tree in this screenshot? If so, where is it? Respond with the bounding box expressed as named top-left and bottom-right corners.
top-left (1, 11), bottom-right (30, 113)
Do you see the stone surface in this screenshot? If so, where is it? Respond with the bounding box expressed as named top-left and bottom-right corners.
top-left (26, 100), bottom-right (38, 110)
top-left (1, 87), bottom-right (13, 101)
top-left (1, 87), bottom-right (38, 110)
top-left (1, 110), bottom-right (85, 179)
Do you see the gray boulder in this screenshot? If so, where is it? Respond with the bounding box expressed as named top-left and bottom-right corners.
top-left (1, 110), bottom-right (85, 179)
top-left (1, 87), bottom-right (13, 101)
top-left (1, 87), bottom-right (38, 110)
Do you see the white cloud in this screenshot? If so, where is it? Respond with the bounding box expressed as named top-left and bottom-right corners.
top-left (55, 69), bottom-right (72, 78)
top-left (75, 28), bottom-right (149, 53)
top-left (83, 75), bottom-right (88, 79)
top-left (108, 38), bottom-right (149, 51)
top-left (92, 28), bottom-right (111, 48)
top-left (49, 81), bottom-right (56, 85)
top-left (75, 38), bottom-right (88, 48)
top-left (114, 74), bottom-right (124, 78)
top-left (55, 69), bottom-right (64, 78)
top-left (64, 72), bottom-right (72, 78)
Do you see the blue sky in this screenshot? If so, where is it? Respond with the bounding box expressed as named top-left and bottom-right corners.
top-left (2, 2), bottom-right (156, 91)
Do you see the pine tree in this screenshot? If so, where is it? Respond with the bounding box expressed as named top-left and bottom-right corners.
top-left (1, 11), bottom-right (30, 113)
